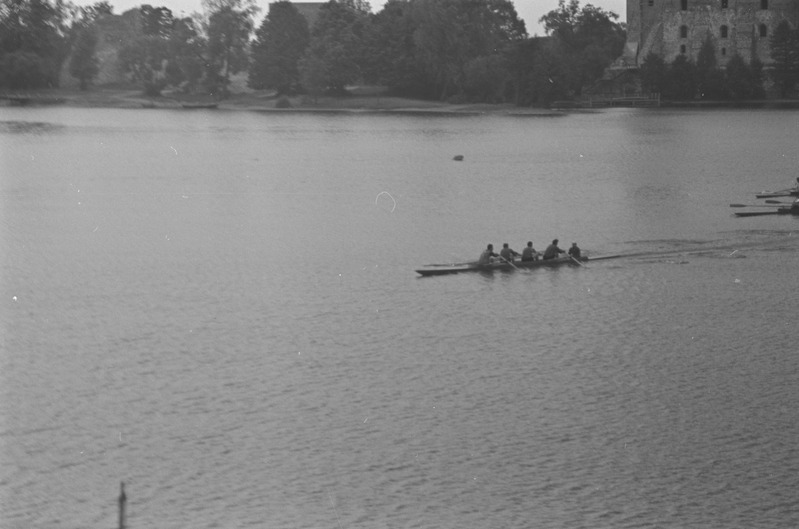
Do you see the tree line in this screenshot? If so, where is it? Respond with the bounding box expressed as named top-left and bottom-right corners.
top-left (250, 0), bottom-right (626, 105)
top-left (3, 0), bottom-right (624, 105)
top-left (640, 21), bottom-right (799, 101)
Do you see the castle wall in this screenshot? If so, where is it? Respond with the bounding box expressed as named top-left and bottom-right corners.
top-left (626, 0), bottom-right (799, 67)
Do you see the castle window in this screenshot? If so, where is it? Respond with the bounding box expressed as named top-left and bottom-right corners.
top-left (648, 0), bottom-right (653, 5)
top-left (721, 0), bottom-right (727, 8)
top-left (681, 0), bottom-right (688, 11)
top-left (680, 44), bottom-right (687, 54)
top-left (760, 0), bottom-right (767, 9)
top-left (759, 24), bottom-right (768, 37)
top-left (720, 25), bottom-right (728, 38)
top-left (680, 26), bottom-right (688, 38)
top-left (721, 47), bottom-right (727, 56)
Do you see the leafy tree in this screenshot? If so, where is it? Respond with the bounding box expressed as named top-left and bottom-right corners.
top-left (0, 51), bottom-right (50, 88)
top-left (64, 3), bottom-right (114, 90)
top-left (92, 2), bottom-right (113, 16)
top-left (299, 0), bottom-right (370, 95)
top-left (0, 0), bottom-right (69, 89)
top-left (117, 5), bottom-right (175, 95)
top-left (360, 0), bottom-right (426, 96)
top-left (724, 54), bottom-right (748, 100)
top-left (140, 4), bottom-right (174, 37)
top-left (248, 1), bottom-right (309, 94)
top-left (69, 23), bottom-right (99, 89)
top-left (748, 56), bottom-right (765, 99)
top-left (410, 0), bottom-right (526, 100)
top-left (537, 0), bottom-right (625, 98)
top-left (666, 54), bottom-right (696, 100)
top-left (723, 54), bottom-right (765, 100)
top-left (769, 20), bottom-right (799, 97)
top-left (539, 0), bottom-right (580, 42)
top-left (203, 0), bottom-right (258, 96)
top-left (119, 34), bottom-right (169, 95)
top-left (166, 17), bottom-right (206, 90)
top-left (462, 54), bottom-right (511, 102)
top-left (513, 36), bottom-right (572, 105)
top-left (298, 49), bottom-right (328, 102)
top-left (695, 33), bottom-right (725, 99)
top-left (639, 52), bottom-right (667, 94)
top-left (118, 8), bottom-right (208, 95)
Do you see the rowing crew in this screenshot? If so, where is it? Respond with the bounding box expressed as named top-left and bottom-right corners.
top-left (478, 239), bottom-right (581, 265)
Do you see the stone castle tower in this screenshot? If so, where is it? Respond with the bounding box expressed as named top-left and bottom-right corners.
top-left (622, 0), bottom-right (799, 67)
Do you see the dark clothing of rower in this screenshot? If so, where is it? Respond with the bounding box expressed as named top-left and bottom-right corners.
top-left (521, 241), bottom-right (538, 262)
top-left (499, 243), bottom-right (520, 262)
top-left (478, 244), bottom-right (499, 265)
top-left (568, 243), bottom-right (581, 259)
top-left (542, 239), bottom-right (565, 260)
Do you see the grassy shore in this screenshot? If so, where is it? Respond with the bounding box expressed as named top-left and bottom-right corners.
top-left (0, 84), bottom-right (562, 116)
top-left (5, 84), bottom-right (795, 112)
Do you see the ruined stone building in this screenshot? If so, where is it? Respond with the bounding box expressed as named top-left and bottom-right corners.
top-left (621, 0), bottom-right (799, 67)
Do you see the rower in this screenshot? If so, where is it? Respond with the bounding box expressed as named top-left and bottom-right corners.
top-left (543, 239), bottom-right (565, 260)
top-left (499, 243), bottom-right (520, 262)
top-left (521, 241), bottom-right (538, 262)
top-left (478, 244), bottom-right (499, 265)
top-left (568, 242), bottom-right (581, 259)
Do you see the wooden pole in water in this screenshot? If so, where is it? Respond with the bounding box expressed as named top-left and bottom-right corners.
top-left (118, 482), bottom-right (127, 529)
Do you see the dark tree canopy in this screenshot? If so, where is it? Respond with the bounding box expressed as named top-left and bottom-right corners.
top-left (203, 0), bottom-right (258, 95)
top-left (165, 17), bottom-right (206, 90)
top-left (12, 0), bottom-right (782, 106)
top-left (535, 0), bottom-right (625, 99)
top-left (639, 51), bottom-right (666, 94)
top-left (299, 0), bottom-right (370, 95)
top-left (140, 4), bottom-right (174, 37)
top-left (666, 54), bottom-right (696, 100)
top-left (248, 1), bottom-right (309, 94)
top-left (0, 0), bottom-right (69, 88)
top-left (355, 0), bottom-right (527, 101)
top-left (69, 23), bottom-right (99, 89)
top-left (769, 20), bottom-right (799, 97)
top-left (360, 0), bottom-right (425, 95)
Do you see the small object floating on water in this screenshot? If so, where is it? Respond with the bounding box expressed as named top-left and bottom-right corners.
top-left (453, 155), bottom-right (464, 161)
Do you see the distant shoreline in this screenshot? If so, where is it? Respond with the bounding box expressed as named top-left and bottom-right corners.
top-left (0, 86), bottom-right (563, 116)
top-left (2, 86), bottom-right (798, 113)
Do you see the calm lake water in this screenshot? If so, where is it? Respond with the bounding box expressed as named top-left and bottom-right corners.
top-left (1, 106), bottom-right (798, 529)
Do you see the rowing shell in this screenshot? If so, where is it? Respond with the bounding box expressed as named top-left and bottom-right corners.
top-left (755, 188), bottom-right (799, 199)
top-left (416, 255), bottom-right (587, 276)
top-left (735, 206), bottom-right (799, 217)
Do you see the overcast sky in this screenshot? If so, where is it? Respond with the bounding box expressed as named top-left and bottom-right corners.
top-left (76, 0), bottom-right (627, 36)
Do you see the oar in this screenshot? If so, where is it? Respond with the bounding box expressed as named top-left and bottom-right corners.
top-left (730, 203), bottom-right (784, 208)
top-left (423, 261), bottom-right (475, 267)
top-left (570, 255), bottom-right (585, 267)
top-left (765, 199), bottom-right (794, 204)
top-left (734, 211), bottom-right (781, 217)
top-left (500, 256), bottom-right (523, 271)
top-left (756, 193), bottom-right (793, 198)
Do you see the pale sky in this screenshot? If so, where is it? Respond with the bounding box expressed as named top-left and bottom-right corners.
top-left (75, 0), bottom-right (627, 36)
